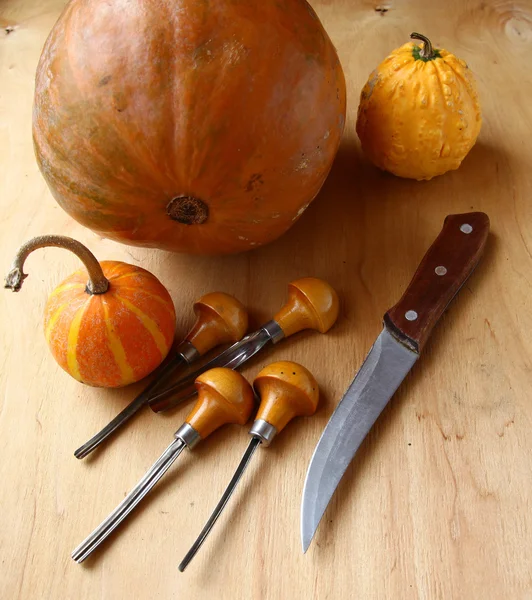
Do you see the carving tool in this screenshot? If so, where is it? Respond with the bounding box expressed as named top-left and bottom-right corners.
top-left (74, 292), bottom-right (248, 459)
top-left (149, 277), bottom-right (338, 413)
top-left (179, 361), bottom-right (319, 571)
top-left (301, 212), bottom-right (490, 552)
top-left (71, 367), bottom-right (254, 563)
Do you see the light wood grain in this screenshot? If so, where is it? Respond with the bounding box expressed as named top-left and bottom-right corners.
top-left (1, 1), bottom-right (531, 598)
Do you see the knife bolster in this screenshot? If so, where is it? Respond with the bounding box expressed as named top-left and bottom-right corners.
top-left (383, 315), bottom-right (421, 354)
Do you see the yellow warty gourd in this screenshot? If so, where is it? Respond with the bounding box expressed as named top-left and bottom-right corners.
top-left (356, 33), bottom-right (482, 181)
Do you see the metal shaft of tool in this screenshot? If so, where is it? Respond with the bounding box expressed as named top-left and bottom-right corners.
top-left (178, 437), bottom-right (261, 572)
top-left (72, 438), bottom-right (186, 563)
top-left (74, 352), bottom-right (191, 459)
top-left (150, 321), bottom-right (284, 413)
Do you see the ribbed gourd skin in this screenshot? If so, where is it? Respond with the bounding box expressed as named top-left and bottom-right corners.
top-left (356, 40), bottom-right (482, 181)
top-left (44, 261), bottom-right (176, 387)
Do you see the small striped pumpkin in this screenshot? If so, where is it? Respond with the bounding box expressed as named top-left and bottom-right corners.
top-left (5, 236), bottom-right (176, 388)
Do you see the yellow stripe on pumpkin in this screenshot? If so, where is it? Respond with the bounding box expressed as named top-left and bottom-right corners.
top-left (46, 284), bottom-right (86, 342)
top-left (115, 295), bottom-right (168, 355)
top-left (45, 301), bottom-right (72, 343)
top-left (48, 282), bottom-right (85, 300)
top-left (118, 286), bottom-right (174, 313)
top-left (105, 262), bottom-right (126, 277)
top-left (101, 298), bottom-right (135, 384)
top-left (66, 302), bottom-right (90, 381)
top-left (109, 271), bottom-right (140, 283)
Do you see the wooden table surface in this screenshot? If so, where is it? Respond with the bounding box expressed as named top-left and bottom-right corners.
top-left (1, 1), bottom-right (531, 598)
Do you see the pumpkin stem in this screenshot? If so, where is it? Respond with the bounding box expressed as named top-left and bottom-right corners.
top-left (410, 32), bottom-right (436, 60)
top-left (4, 235), bottom-right (109, 294)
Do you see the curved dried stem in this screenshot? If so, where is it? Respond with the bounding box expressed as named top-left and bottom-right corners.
top-left (4, 235), bottom-right (109, 294)
top-left (410, 32), bottom-right (435, 60)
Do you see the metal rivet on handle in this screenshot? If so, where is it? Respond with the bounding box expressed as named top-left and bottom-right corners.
top-left (460, 224), bottom-right (473, 234)
top-left (405, 310), bottom-right (418, 321)
top-left (435, 266), bottom-right (447, 276)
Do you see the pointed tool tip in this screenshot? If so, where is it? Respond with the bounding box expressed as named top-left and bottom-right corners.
top-left (301, 479), bottom-right (321, 555)
top-left (300, 488), bottom-right (317, 554)
top-left (301, 528), bottom-right (314, 554)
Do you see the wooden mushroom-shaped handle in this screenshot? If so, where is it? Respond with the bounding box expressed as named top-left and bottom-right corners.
top-left (251, 361), bottom-right (319, 445)
top-left (3, 235), bottom-right (176, 388)
top-left (273, 278), bottom-right (339, 339)
top-left (186, 368), bottom-right (255, 440)
top-left (185, 292), bottom-right (248, 355)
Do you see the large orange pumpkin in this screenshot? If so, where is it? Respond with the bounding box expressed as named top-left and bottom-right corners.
top-left (32, 0), bottom-right (346, 255)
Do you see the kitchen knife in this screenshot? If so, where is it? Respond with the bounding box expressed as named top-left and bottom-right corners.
top-left (300, 212), bottom-right (490, 552)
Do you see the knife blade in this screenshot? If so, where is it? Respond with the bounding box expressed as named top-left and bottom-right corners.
top-left (301, 212), bottom-right (490, 552)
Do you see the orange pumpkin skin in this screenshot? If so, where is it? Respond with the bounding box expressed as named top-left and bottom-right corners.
top-left (44, 261), bottom-right (176, 387)
top-left (32, 0), bottom-right (346, 255)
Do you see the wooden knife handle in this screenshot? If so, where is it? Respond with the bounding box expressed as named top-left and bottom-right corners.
top-left (384, 212), bottom-right (490, 353)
